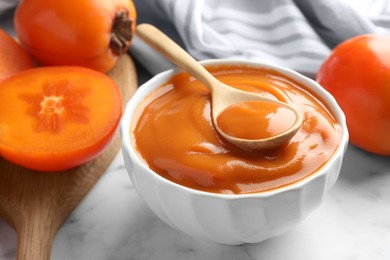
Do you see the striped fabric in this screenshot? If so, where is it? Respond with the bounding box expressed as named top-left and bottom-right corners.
top-left (0, 0), bottom-right (16, 15)
top-left (142, 0), bottom-right (390, 77)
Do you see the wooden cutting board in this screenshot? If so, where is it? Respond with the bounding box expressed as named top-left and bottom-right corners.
top-left (0, 55), bottom-right (138, 260)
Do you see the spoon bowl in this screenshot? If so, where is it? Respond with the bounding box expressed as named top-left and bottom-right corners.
top-left (136, 23), bottom-right (302, 150)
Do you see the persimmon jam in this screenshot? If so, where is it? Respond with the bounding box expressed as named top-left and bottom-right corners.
top-left (217, 100), bottom-right (298, 140)
top-left (131, 65), bottom-right (341, 194)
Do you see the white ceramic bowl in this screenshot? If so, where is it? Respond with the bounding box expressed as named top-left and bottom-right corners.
top-left (120, 59), bottom-right (349, 245)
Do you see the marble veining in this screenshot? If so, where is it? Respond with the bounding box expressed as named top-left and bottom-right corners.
top-left (1, 144), bottom-right (389, 260)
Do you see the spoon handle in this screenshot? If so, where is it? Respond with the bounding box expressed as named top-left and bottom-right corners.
top-left (136, 24), bottom-right (217, 90)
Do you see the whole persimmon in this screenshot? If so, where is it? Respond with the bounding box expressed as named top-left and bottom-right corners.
top-left (14, 0), bottom-right (136, 72)
top-left (316, 34), bottom-right (390, 155)
top-left (0, 28), bottom-right (34, 81)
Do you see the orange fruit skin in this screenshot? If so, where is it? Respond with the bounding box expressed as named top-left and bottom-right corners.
top-left (14, 0), bottom-right (137, 72)
top-left (316, 34), bottom-right (390, 155)
top-left (0, 28), bottom-right (34, 81)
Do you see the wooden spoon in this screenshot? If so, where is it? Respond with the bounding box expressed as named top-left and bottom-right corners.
top-left (0, 54), bottom-right (137, 260)
top-left (136, 23), bottom-right (302, 150)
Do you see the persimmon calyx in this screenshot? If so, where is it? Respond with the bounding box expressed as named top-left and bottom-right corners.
top-left (110, 9), bottom-right (134, 56)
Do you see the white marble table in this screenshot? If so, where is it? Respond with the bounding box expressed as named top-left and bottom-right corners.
top-left (1, 3), bottom-right (390, 259)
top-left (1, 143), bottom-right (390, 260)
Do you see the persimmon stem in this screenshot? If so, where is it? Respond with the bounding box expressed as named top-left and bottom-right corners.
top-left (110, 9), bottom-right (134, 56)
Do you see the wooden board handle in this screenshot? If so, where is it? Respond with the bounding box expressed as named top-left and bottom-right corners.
top-left (0, 55), bottom-right (138, 260)
top-left (16, 216), bottom-right (56, 260)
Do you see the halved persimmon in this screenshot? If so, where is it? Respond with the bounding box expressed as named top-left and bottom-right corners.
top-left (0, 66), bottom-right (122, 171)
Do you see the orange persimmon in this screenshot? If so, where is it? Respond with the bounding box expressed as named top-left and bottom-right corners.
top-left (0, 28), bottom-right (34, 81)
top-left (14, 0), bottom-right (136, 72)
top-left (0, 66), bottom-right (122, 172)
top-left (317, 34), bottom-right (390, 155)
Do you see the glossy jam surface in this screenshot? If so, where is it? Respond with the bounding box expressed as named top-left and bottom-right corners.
top-left (131, 65), bottom-right (341, 194)
top-left (217, 100), bottom-right (297, 140)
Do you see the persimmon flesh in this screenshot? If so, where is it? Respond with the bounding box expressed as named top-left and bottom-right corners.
top-left (0, 67), bottom-right (122, 171)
